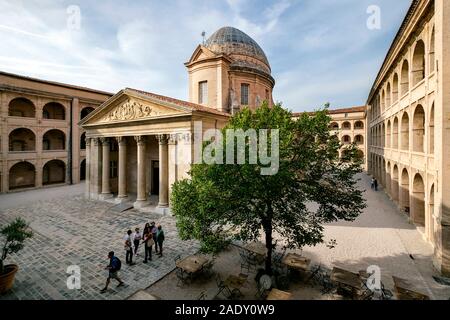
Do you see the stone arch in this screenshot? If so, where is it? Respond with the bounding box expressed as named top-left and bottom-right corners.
top-left (386, 120), bottom-right (392, 148)
top-left (329, 122), bottom-right (339, 130)
top-left (342, 135), bottom-right (351, 145)
top-left (413, 105), bottom-right (425, 153)
top-left (428, 183), bottom-right (435, 240)
top-left (430, 27), bottom-right (435, 73)
top-left (9, 128), bottom-right (36, 151)
top-left (386, 83), bottom-right (391, 108)
top-left (43, 160), bottom-right (66, 185)
top-left (412, 173), bottom-right (425, 226)
top-left (381, 90), bottom-right (385, 113)
top-left (342, 121), bottom-right (351, 130)
top-left (356, 150), bottom-right (364, 163)
top-left (401, 60), bottom-right (410, 95)
top-left (355, 121), bottom-right (364, 130)
top-left (412, 40), bottom-right (426, 86)
top-left (80, 159), bottom-right (86, 181)
top-left (9, 161), bottom-right (36, 190)
top-left (8, 97), bottom-right (36, 118)
top-left (80, 132), bottom-right (86, 150)
top-left (401, 112), bottom-right (410, 150)
top-left (393, 73), bottom-right (399, 101)
top-left (43, 129), bottom-right (66, 151)
top-left (386, 162), bottom-right (392, 194)
top-left (80, 106), bottom-right (95, 120)
top-left (393, 117), bottom-right (399, 149)
top-left (381, 123), bottom-right (385, 148)
top-left (43, 102), bottom-right (66, 120)
top-left (400, 168), bottom-right (410, 214)
top-left (392, 165), bottom-right (399, 202)
top-left (355, 135), bottom-right (364, 145)
top-left (429, 103), bottom-right (435, 155)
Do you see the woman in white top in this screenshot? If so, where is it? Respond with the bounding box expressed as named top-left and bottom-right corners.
top-left (132, 228), bottom-right (142, 256)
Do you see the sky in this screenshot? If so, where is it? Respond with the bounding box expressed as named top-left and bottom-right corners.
top-left (0, 0), bottom-right (411, 112)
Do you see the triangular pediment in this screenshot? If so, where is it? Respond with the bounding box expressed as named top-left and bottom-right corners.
top-left (80, 89), bottom-right (192, 126)
top-left (185, 45), bottom-right (224, 65)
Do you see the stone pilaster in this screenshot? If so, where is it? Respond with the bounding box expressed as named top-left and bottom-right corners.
top-left (85, 137), bottom-right (91, 198)
top-left (90, 138), bottom-right (102, 199)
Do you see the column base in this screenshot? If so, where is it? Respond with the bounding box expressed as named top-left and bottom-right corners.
top-left (155, 205), bottom-right (171, 216)
top-left (134, 200), bottom-right (149, 209)
top-left (99, 193), bottom-right (114, 200)
top-left (115, 196), bottom-right (129, 204)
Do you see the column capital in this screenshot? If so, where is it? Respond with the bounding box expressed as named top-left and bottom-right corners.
top-left (156, 134), bottom-right (169, 145)
top-left (92, 138), bottom-right (101, 146)
top-left (168, 134), bottom-right (178, 145)
top-left (180, 132), bottom-right (193, 144)
top-left (134, 135), bottom-right (146, 146)
top-left (117, 136), bottom-right (127, 146)
top-left (85, 137), bottom-right (92, 147)
top-left (100, 137), bottom-right (110, 146)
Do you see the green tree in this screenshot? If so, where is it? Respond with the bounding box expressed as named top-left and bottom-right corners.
top-left (171, 102), bottom-right (366, 274)
top-left (1, 218), bottom-right (33, 274)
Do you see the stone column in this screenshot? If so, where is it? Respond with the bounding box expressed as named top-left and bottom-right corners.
top-left (85, 137), bottom-right (91, 198)
top-left (157, 134), bottom-right (169, 208)
top-left (134, 136), bottom-right (147, 208)
top-left (100, 138), bottom-right (112, 199)
top-left (91, 138), bottom-right (102, 199)
top-left (117, 136), bottom-right (128, 201)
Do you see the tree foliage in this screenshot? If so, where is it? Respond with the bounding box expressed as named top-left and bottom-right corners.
top-left (171, 102), bottom-right (366, 274)
top-left (0, 218), bottom-right (33, 275)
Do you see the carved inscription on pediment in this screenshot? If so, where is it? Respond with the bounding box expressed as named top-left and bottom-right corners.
top-left (100, 100), bottom-right (160, 122)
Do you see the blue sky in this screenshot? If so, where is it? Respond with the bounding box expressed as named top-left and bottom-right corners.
top-left (0, 0), bottom-right (411, 112)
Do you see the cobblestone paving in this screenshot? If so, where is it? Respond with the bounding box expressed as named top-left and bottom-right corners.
top-left (0, 187), bottom-right (199, 300)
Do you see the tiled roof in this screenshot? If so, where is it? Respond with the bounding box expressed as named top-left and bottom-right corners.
top-left (292, 106), bottom-right (366, 117)
top-left (126, 88), bottom-right (230, 117)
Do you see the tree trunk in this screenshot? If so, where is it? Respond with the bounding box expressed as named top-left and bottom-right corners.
top-left (263, 204), bottom-right (274, 275)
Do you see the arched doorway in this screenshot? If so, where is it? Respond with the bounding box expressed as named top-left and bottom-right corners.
top-left (412, 40), bottom-right (425, 86)
top-left (9, 128), bottom-right (36, 151)
top-left (413, 105), bottom-right (425, 153)
top-left (80, 159), bottom-right (86, 181)
top-left (393, 117), bottom-right (399, 149)
top-left (401, 112), bottom-right (409, 151)
top-left (80, 132), bottom-right (86, 150)
top-left (43, 160), bottom-right (66, 185)
top-left (412, 173), bottom-right (425, 227)
top-left (428, 184), bottom-right (435, 241)
top-left (9, 162), bottom-right (36, 190)
top-left (393, 73), bottom-right (399, 101)
top-left (392, 165), bottom-right (399, 202)
top-left (43, 129), bottom-right (66, 150)
top-left (386, 162), bottom-right (391, 194)
top-left (429, 103), bottom-right (435, 155)
top-left (401, 60), bottom-right (410, 95)
top-left (400, 168), bottom-right (410, 215)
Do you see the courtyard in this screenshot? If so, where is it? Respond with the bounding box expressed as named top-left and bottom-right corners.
top-left (0, 173), bottom-right (449, 300)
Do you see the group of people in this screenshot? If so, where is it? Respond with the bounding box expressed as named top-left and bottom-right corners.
top-left (100, 222), bottom-right (166, 293)
top-left (371, 177), bottom-right (379, 191)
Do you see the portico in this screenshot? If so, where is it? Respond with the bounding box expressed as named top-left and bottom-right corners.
top-left (80, 88), bottom-right (229, 213)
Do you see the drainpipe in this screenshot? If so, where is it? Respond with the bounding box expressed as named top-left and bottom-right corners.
top-left (68, 99), bottom-right (74, 185)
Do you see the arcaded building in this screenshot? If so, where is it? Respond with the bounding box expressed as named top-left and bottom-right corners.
top-left (0, 72), bottom-right (111, 193)
top-left (367, 0), bottom-right (449, 275)
top-left (80, 27), bottom-right (275, 213)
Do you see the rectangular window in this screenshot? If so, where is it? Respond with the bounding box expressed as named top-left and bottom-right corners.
top-left (241, 83), bottom-right (249, 105)
top-left (265, 89), bottom-right (269, 101)
top-left (199, 81), bottom-right (208, 105)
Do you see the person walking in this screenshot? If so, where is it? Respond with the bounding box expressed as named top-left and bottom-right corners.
top-left (133, 227), bottom-right (142, 256)
top-left (151, 222), bottom-right (158, 254)
top-left (371, 178), bottom-right (375, 190)
top-left (100, 251), bottom-right (124, 293)
top-left (374, 178), bottom-right (378, 191)
top-left (156, 225), bottom-right (165, 257)
top-left (124, 230), bottom-right (135, 265)
top-left (142, 228), bottom-right (154, 263)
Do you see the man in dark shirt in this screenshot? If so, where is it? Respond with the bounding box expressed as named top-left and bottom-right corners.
top-left (101, 251), bottom-right (124, 293)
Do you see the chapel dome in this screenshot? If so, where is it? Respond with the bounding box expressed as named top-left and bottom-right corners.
top-left (205, 26), bottom-right (271, 76)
